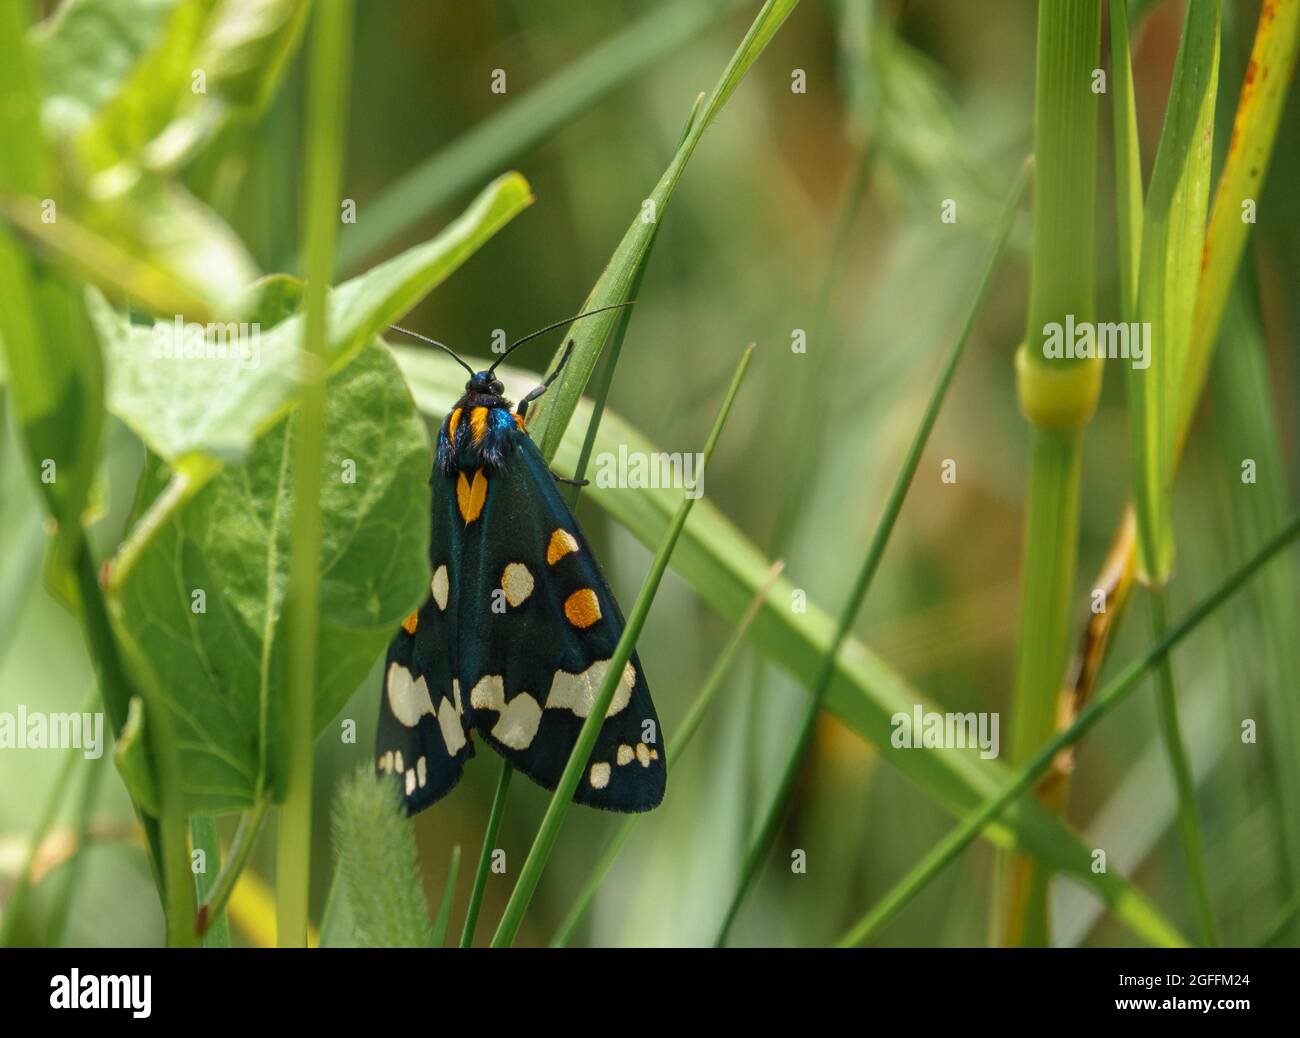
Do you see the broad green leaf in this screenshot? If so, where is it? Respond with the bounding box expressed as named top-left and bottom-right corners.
top-left (31, 0), bottom-right (181, 139)
top-left (88, 173), bottom-right (531, 475)
top-left (526, 0), bottom-right (801, 463)
top-left (110, 340), bottom-right (432, 813)
top-left (395, 347), bottom-right (1186, 948)
top-left (35, 0), bottom-right (308, 171)
top-left (19, 0), bottom-right (311, 320)
top-left (1128, 0), bottom-right (1219, 584)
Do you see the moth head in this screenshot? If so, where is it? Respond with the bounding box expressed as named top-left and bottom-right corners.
top-left (467, 370), bottom-right (505, 396)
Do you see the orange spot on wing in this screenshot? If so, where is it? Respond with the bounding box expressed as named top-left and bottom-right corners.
top-left (564, 588), bottom-right (602, 629)
top-left (402, 610), bottom-right (419, 635)
top-left (514, 413), bottom-right (526, 430)
top-left (447, 408), bottom-right (462, 444)
top-left (456, 468), bottom-right (488, 524)
top-left (470, 407), bottom-right (489, 445)
top-left (547, 528), bottom-right (579, 566)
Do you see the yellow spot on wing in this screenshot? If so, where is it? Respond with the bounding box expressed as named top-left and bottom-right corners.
top-left (402, 609), bottom-right (419, 635)
top-left (456, 469), bottom-right (487, 523)
top-left (470, 406), bottom-right (489, 445)
top-left (547, 528), bottom-right (579, 565)
top-left (564, 588), bottom-right (601, 629)
top-left (589, 762), bottom-right (611, 790)
top-left (447, 407), bottom-right (462, 444)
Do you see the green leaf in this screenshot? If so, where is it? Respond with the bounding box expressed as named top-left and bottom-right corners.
top-left (526, 0), bottom-right (802, 463)
top-left (88, 172), bottom-right (531, 474)
top-left (36, 0), bottom-right (308, 171)
top-left (1128, 0), bottom-right (1220, 584)
top-left (395, 346), bottom-right (1187, 948)
top-left (110, 339), bottom-right (431, 812)
top-left (16, 0), bottom-right (309, 322)
top-left (31, 0), bottom-right (181, 139)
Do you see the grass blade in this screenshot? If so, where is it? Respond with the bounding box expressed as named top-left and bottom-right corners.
top-left (490, 345), bottom-right (755, 947)
top-left (715, 161), bottom-right (1031, 945)
top-left (458, 761), bottom-right (513, 947)
top-left (1181, 0), bottom-right (1300, 431)
top-left (1128, 0), bottom-right (1220, 585)
top-left (1124, 0), bottom-right (1221, 946)
top-left (525, 0), bottom-right (801, 464)
top-left (430, 845), bottom-right (462, 948)
top-left (550, 559), bottom-right (785, 947)
top-left (837, 510), bottom-right (1300, 947)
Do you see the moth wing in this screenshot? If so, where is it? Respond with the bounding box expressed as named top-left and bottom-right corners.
top-left (375, 476), bottom-right (474, 814)
top-left (458, 431), bottom-right (665, 812)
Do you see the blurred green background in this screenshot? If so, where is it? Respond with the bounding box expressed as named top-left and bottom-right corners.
top-left (1, 0), bottom-right (1297, 947)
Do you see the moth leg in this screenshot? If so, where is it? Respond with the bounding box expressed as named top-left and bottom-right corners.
top-left (551, 472), bottom-right (589, 486)
top-left (516, 339), bottom-right (575, 419)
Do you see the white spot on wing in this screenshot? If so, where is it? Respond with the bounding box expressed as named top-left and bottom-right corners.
top-left (616, 744), bottom-right (634, 766)
top-left (636, 743), bottom-right (651, 767)
top-left (432, 565), bottom-right (449, 611)
top-left (438, 696), bottom-right (466, 755)
top-left (490, 692), bottom-right (542, 749)
top-left (469, 674), bottom-right (505, 712)
top-left (501, 563), bottom-right (534, 607)
top-left (417, 756), bottom-right (428, 788)
top-left (589, 762), bottom-right (611, 789)
top-left (387, 663), bottom-right (435, 728)
top-left (547, 659), bottom-right (636, 719)
top-left (405, 768), bottom-right (416, 795)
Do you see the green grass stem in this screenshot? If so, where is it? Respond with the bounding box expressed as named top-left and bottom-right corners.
top-left (277, 0), bottom-right (354, 948)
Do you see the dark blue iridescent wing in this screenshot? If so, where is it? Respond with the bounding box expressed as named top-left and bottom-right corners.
top-left (374, 466), bottom-right (474, 813)
top-left (455, 417), bottom-right (666, 812)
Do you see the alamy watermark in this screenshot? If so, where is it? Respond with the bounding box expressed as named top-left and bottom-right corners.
top-left (50, 970), bottom-right (150, 1018)
top-left (152, 315), bottom-right (261, 369)
top-left (891, 705), bottom-right (1000, 759)
top-left (0, 705), bottom-right (104, 759)
top-left (1042, 314), bottom-right (1150, 370)
top-left (593, 445), bottom-right (705, 500)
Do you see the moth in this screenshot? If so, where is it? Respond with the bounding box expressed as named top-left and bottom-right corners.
top-left (376, 309), bottom-right (666, 814)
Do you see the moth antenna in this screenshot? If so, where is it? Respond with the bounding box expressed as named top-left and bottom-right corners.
top-left (388, 324), bottom-right (476, 378)
top-left (488, 301), bottom-right (634, 373)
